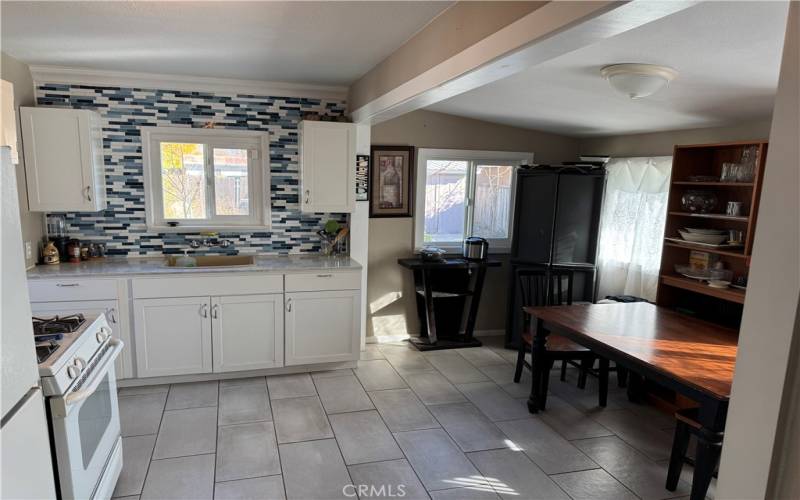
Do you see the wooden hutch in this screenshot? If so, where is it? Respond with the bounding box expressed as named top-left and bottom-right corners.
top-left (656, 140), bottom-right (768, 327)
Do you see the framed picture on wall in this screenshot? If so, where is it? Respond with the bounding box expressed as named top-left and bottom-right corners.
top-left (370, 145), bottom-right (414, 218)
top-left (355, 154), bottom-right (370, 201)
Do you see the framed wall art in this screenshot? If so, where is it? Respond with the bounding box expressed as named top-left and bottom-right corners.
top-left (355, 154), bottom-right (370, 202)
top-left (370, 145), bottom-right (414, 218)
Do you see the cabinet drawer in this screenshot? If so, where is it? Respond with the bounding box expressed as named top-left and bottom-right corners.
top-left (132, 274), bottom-right (283, 299)
top-left (285, 271), bottom-right (360, 292)
top-left (28, 279), bottom-right (118, 302)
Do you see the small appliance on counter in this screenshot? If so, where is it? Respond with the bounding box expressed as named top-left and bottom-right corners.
top-left (46, 215), bottom-right (70, 259)
top-left (462, 237), bottom-right (488, 260)
top-left (419, 246), bottom-right (446, 262)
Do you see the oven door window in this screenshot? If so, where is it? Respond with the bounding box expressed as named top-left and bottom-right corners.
top-left (77, 373), bottom-right (113, 468)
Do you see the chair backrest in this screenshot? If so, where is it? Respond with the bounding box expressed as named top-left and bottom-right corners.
top-left (518, 268), bottom-right (574, 330)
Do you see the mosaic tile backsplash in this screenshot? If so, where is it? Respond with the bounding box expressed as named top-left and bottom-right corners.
top-left (36, 83), bottom-right (348, 255)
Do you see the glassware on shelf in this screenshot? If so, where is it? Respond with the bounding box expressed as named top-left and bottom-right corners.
top-left (681, 190), bottom-right (719, 213)
top-left (737, 146), bottom-right (757, 182)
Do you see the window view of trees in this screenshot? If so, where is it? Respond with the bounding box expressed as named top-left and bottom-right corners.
top-left (473, 165), bottom-right (513, 239)
top-left (160, 142), bottom-right (206, 219)
top-left (213, 148), bottom-right (249, 216)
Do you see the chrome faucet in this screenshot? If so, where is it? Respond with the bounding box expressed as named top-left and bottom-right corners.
top-left (188, 238), bottom-right (233, 249)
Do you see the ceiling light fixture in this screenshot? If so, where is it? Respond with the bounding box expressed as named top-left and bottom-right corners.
top-left (600, 63), bottom-right (678, 99)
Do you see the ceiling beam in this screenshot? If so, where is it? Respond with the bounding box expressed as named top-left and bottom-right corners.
top-left (350, 0), bottom-right (697, 125)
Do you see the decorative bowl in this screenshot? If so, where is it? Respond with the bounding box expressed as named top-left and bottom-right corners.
top-left (681, 190), bottom-right (718, 213)
top-left (678, 230), bottom-right (728, 245)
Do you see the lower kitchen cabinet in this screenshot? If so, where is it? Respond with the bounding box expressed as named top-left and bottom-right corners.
top-left (133, 297), bottom-right (213, 377)
top-left (212, 294), bottom-right (284, 372)
top-left (284, 289), bottom-right (360, 366)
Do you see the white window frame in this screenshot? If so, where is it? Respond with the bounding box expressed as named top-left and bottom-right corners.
top-left (141, 127), bottom-right (270, 232)
top-left (414, 148), bottom-right (533, 253)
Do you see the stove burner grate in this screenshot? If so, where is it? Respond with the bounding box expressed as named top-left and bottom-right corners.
top-left (32, 313), bottom-right (86, 337)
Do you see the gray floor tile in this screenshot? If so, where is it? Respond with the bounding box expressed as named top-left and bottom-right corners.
top-left (549, 374), bottom-right (623, 412)
top-left (427, 352), bottom-right (489, 384)
top-left (394, 429), bottom-right (484, 492)
top-left (592, 409), bottom-right (674, 461)
top-left (218, 380), bottom-right (271, 426)
top-left (658, 458), bottom-right (717, 500)
top-left (404, 372), bottom-right (466, 405)
top-left (267, 373), bottom-right (317, 400)
top-left (467, 448), bottom-right (570, 500)
top-left (141, 454), bottom-right (214, 500)
top-left (214, 476), bottom-right (285, 500)
top-left (551, 468), bottom-right (638, 500)
top-left (369, 388), bottom-right (440, 432)
top-left (113, 435), bottom-right (156, 497)
top-left (382, 349), bottom-right (436, 376)
top-left (354, 359), bottom-right (407, 391)
top-left (119, 392), bottom-right (166, 437)
top-left (152, 407), bottom-right (217, 459)
top-left (329, 410), bottom-right (404, 465)
top-left (478, 364), bottom-right (520, 385)
top-left (348, 459), bottom-right (429, 500)
top-left (216, 421), bottom-right (281, 482)
top-left (219, 377), bottom-right (266, 388)
top-left (311, 369), bottom-right (353, 380)
top-left (271, 396), bottom-right (333, 443)
top-left (428, 403), bottom-right (509, 452)
top-left (118, 384), bottom-right (170, 397)
top-left (360, 344), bottom-right (386, 360)
top-left (495, 418), bottom-right (597, 474)
top-left (279, 439), bottom-right (351, 500)
top-left (574, 436), bottom-right (691, 500)
top-left (165, 381), bottom-right (219, 410)
top-left (538, 395), bottom-right (614, 441)
top-left (456, 382), bottom-right (530, 422)
top-left (456, 348), bottom-right (508, 367)
top-left (314, 374), bottom-right (374, 414)
top-left (113, 496), bottom-right (140, 500)
top-left (429, 488), bottom-right (500, 500)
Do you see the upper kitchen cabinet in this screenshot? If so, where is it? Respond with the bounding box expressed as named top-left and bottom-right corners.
top-left (20, 107), bottom-right (107, 212)
top-left (299, 120), bottom-right (355, 213)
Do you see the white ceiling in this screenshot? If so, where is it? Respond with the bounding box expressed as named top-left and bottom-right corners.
top-left (0, 1), bottom-right (450, 86)
top-left (427, 1), bottom-right (790, 137)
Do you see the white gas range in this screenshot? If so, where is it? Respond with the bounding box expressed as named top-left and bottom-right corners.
top-left (35, 313), bottom-right (124, 500)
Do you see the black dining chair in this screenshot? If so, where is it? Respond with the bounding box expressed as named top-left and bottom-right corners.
top-left (666, 407), bottom-right (723, 494)
top-left (513, 268), bottom-right (609, 409)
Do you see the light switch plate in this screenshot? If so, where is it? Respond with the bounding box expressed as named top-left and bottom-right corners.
top-left (24, 241), bottom-right (32, 260)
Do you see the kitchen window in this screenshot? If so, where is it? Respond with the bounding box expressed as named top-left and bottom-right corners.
top-left (141, 127), bottom-right (269, 231)
top-left (414, 149), bottom-right (533, 252)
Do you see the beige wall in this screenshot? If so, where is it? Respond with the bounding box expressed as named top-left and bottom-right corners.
top-left (1, 52), bottom-right (41, 268)
top-left (578, 119), bottom-right (773, 157)
top-left (367, 110), bottom-right (578, 338)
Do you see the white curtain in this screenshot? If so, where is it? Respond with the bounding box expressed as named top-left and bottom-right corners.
top-left (596, 156), bottom-right (672, 301)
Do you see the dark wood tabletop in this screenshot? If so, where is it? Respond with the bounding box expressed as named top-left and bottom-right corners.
top-left (398, 257), bottom-right (502, 269)
top-left (523, 302), bottom-right (738, 400)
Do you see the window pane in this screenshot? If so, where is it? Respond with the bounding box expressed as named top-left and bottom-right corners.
top-left (213, 148), bottom-right (250, 216)
top-left (424, 160), bottom-right (467, 243)
top-left (473, 165), bottom-right (514, 239)
top-left (160, 142), bottom-right (206, 219)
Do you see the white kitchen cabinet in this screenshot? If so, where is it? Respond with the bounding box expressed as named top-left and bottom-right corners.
top-left (133, 297), bottom-right (213, 377)
top-left (284, 289), bottom-right (360, 366)
top-left (29, 300), bottom-right (129, 380)
top-left (299, 120), bottom-right (355, 213)
top-left (211, 294), bottom-right (284, 372)
top-left (20, 106), bottom-right (106, 212)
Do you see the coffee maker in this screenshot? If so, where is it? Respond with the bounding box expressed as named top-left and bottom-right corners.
top-left (46, 215), bottom-right (69, 260)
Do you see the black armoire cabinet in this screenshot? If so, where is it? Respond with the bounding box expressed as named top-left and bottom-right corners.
top-left (505, 166), bottom-right (606, 348)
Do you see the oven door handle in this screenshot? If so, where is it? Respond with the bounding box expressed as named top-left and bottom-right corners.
top-left (63, 338), bottom-right (124, 408)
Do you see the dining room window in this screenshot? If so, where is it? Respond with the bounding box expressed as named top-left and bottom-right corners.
top-left (414, 149), bottom-right (533, 252)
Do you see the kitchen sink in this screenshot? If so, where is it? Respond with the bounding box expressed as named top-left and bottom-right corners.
top-left (165, 255), bottom-right (257, 267)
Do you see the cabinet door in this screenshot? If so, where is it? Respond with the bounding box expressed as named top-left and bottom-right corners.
top-left (284, 290), bottom-right (359, 366)
top-left (30, 300), bottom-right (129, 380)
top-left (211, 294), bottom-right (284, 373)
top-left (133, 297), bottom-right (212, 377)
top-left (300, 121), bottom-right (355, 213)
top-left (20, 107), bottom-right (105, 212)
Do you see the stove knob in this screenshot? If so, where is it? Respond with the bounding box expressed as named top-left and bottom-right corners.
top-left (73, 357), bottom-right (86, 370)
top-left (67, 365), bottom-right (80, 379)
top-left (96, 327), bottom-right (111, 343)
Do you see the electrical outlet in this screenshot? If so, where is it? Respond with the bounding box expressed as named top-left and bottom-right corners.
top-left (25, 241), bottom-right (32, 260)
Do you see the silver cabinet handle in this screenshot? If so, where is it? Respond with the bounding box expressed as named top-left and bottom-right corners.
top-left (212, 304), bottom-right (219, 319)
top-left (85, 186), bottom-right (92, 202)
top-left (286, 298), bottom-right (292, 312)
top-left (56, 283), bottom-right (80, 287)
top-left (107, 308), bottom-right (118, 324)
top-left (316, 274), bottom-right (332, 278)
top-left (200, 304), bottom-right (208, 318)
top-left (304, 189), bottom-right (310, 205)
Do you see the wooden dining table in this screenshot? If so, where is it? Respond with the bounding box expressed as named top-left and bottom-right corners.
top-left (523, 302), bottom-right (738, 500)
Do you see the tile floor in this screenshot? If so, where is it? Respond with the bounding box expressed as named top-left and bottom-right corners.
top-left (113, 337), bottom-right (712, 500)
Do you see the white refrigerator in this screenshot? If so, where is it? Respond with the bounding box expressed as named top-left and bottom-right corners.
top-left (0, 146), bottom-right (57, 499)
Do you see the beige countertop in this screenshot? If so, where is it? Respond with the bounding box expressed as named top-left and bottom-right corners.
top-left (26, 254), bottom-right (361, 279)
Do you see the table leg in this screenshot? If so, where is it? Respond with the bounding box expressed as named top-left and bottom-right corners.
top-left (421, 268), bottom-right (438, 345)
top-left (598, 357), bottom-right (609, 407)
top-left (527, 318), bottom-right (549, 413)
top-left (690, 400), bottom-right (727, 500)
top-left (462, 265), bottom-right (487, 341)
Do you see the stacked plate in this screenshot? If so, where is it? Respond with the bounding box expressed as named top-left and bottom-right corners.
top-left (678, 228), bottom-right (728, 245)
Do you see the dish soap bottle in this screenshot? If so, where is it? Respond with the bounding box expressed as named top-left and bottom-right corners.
top-left (175, 249), bottom-right (196, 268)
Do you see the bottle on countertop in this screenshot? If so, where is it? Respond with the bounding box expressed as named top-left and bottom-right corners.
top-left (66, 239), bottom-right (82, 263)
top-left (42, 241), bottom-right (60, 265)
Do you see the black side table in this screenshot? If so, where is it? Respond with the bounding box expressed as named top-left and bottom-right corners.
top-left (398, 257), bottom-right (502, 351)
